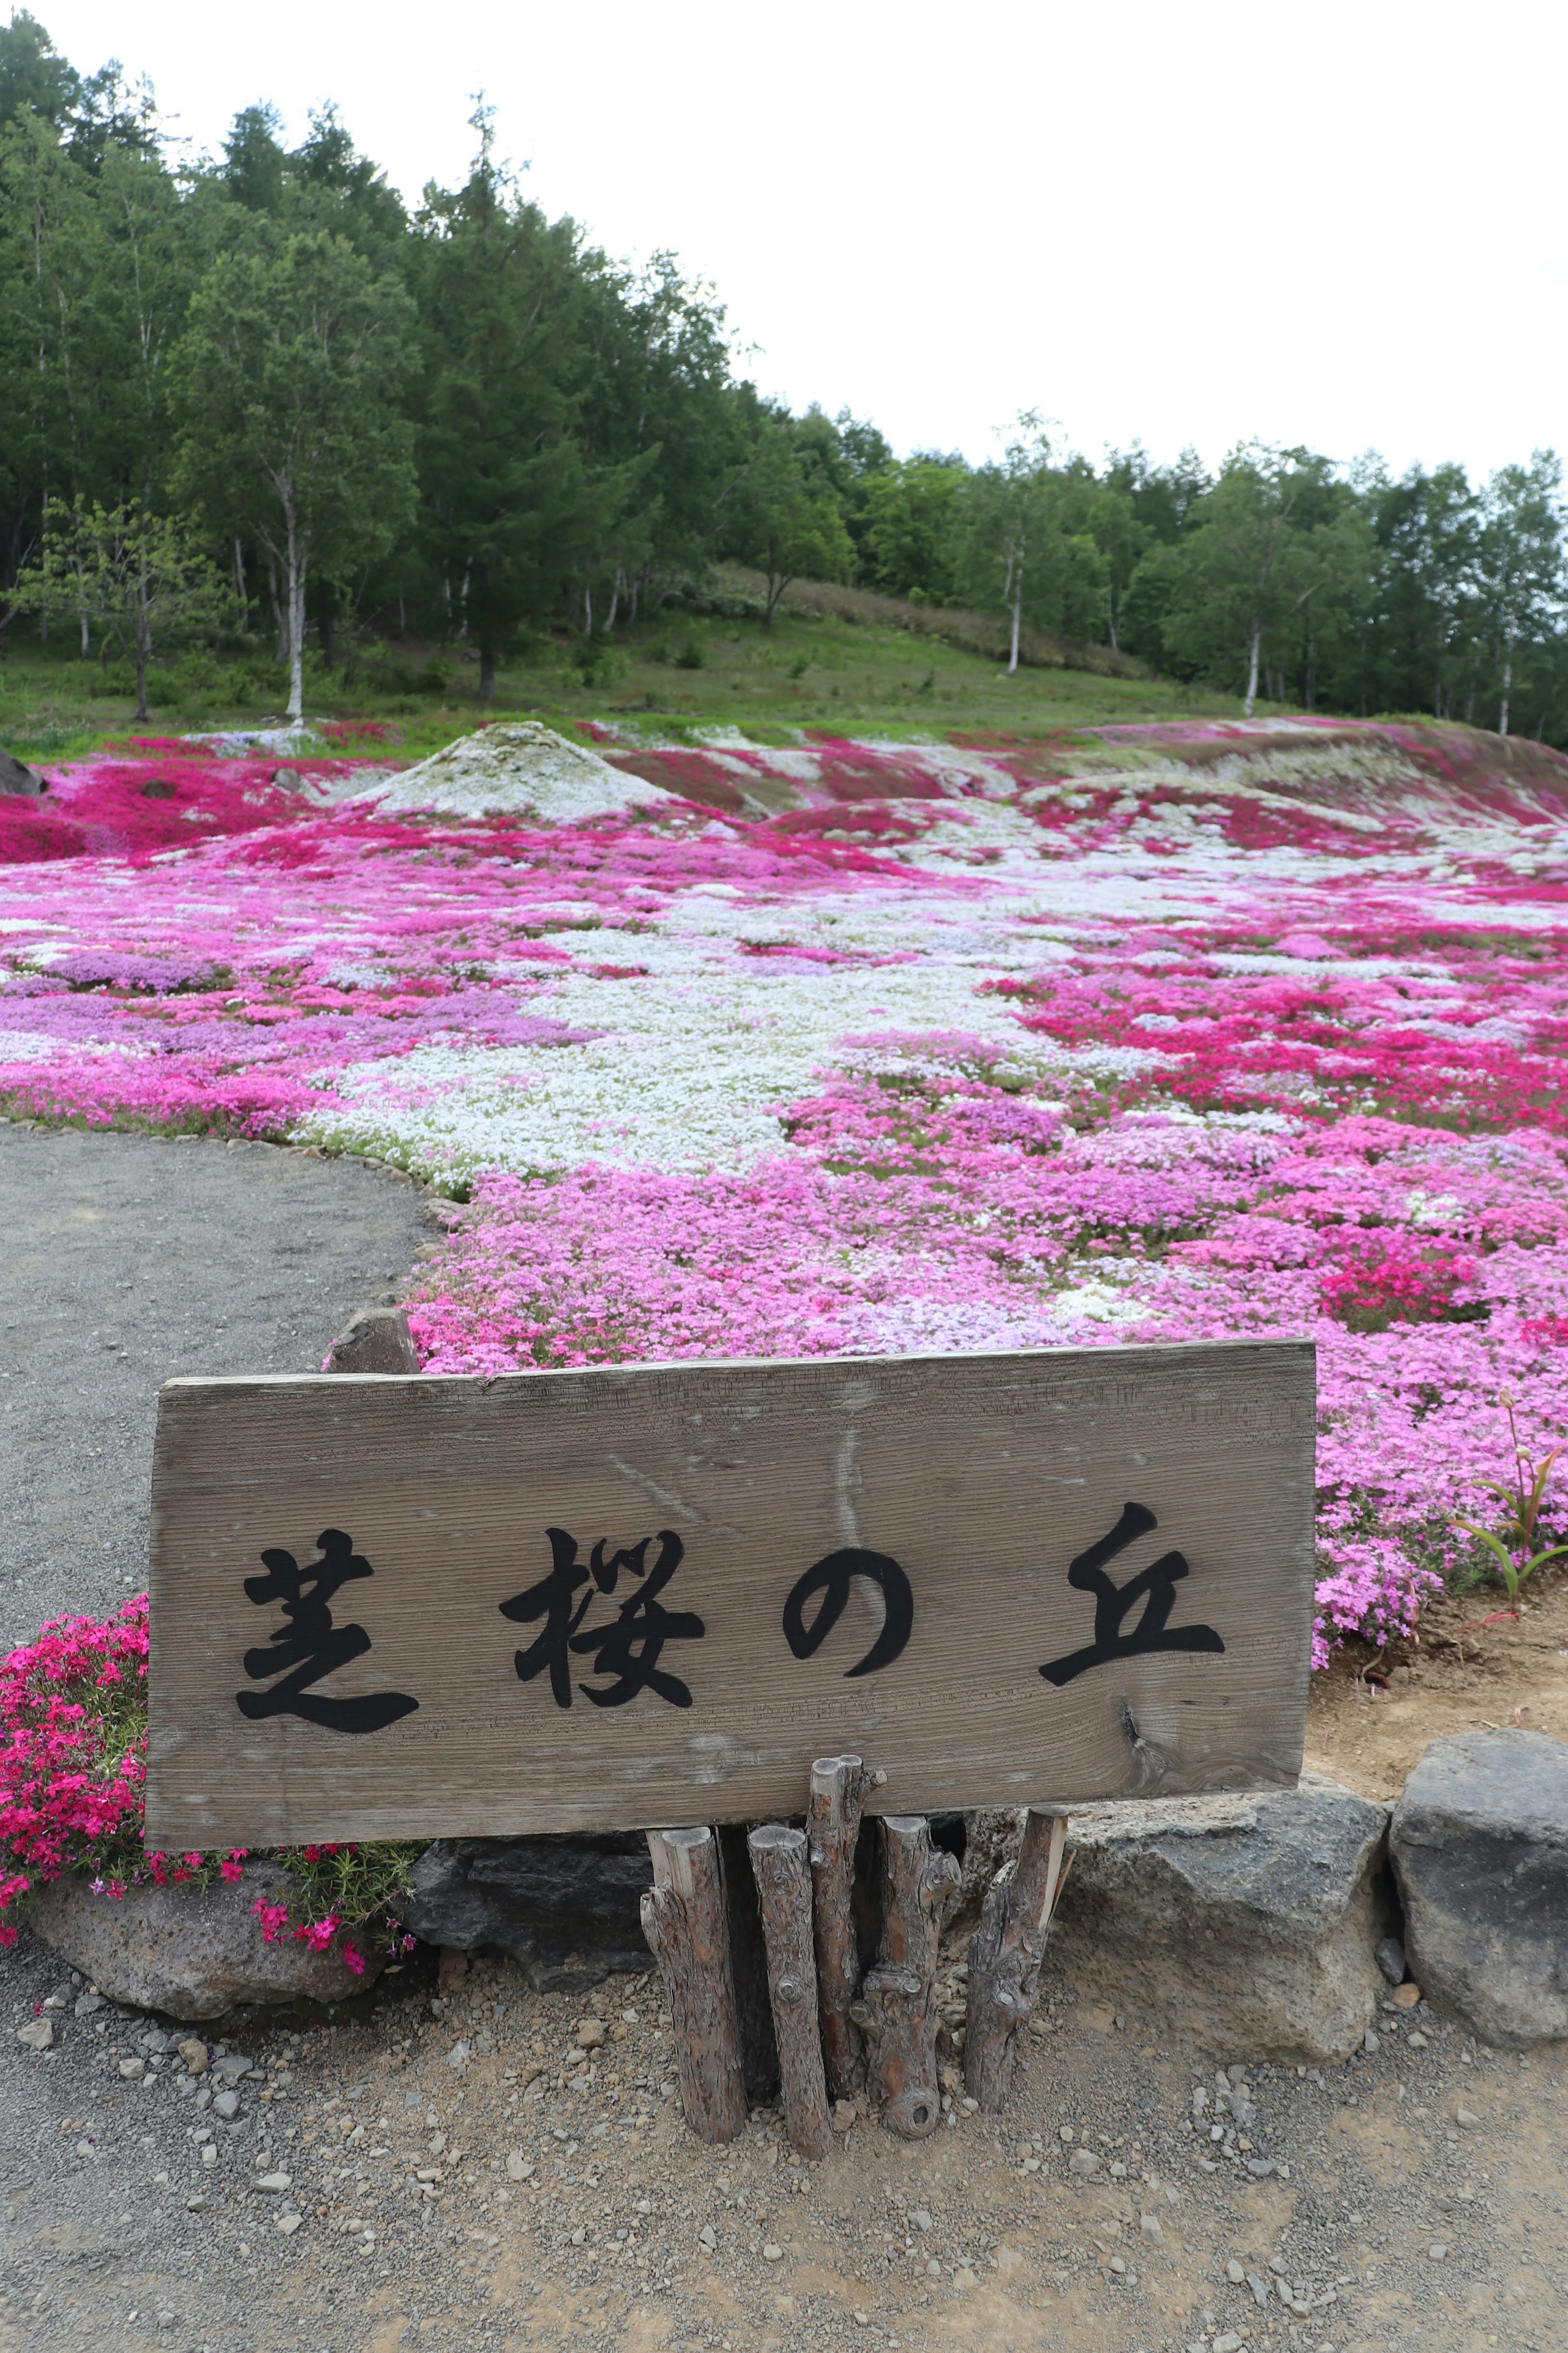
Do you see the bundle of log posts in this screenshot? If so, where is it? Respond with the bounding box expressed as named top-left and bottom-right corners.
top-left (638, 1757), bottom-right (1071, 2150)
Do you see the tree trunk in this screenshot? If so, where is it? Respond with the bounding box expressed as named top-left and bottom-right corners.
top-left (963, 1809), bottom-right (1069, 2112)
top-left (1008, 582), bottom-right (1022, 676)
top-left (233, 540), bottom-right (248, 636)
top-left (1500, 646), bottom-right (1513, 737)
top-left (807, 1753), bottom-right (882, 2100)
top-left (748, 1824), bottom-right (831, 2158)
top-left (78, 608), bottom-right (89, 658)
top-left (640, 1826), bottom-right (747, 2144)
top-left (269, 556), bottom-right (286, 667)
top-left (284, 495), bottom-right (307, 726)
top-left (1243, 623), bottom-right (1261, 717)
top-left (134, 560), bottom-right (151, 722)
top-left (478, 647), bottom-right (496, 703)
top-left (849, 1815), bottom-right (959, 2139)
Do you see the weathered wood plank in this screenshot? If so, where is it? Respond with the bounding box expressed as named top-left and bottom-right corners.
top-left (145, 1338), bottom-right (1316, 1847)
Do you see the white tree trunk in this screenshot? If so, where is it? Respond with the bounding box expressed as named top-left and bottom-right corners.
top-left (284, 492), bottom-right (307, 725)
top-left (1008, 582), bottom-right (1022, 676)
top-left (1243, 623), bottom-right (1261, 717)
top-left (1499, 646), bottom-right (1512, 738)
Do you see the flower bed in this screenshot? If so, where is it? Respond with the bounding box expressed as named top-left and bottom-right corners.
top-left (0, 1595), bottom-right (418, 1958)
top-left (2, 716), bottom-right (1566, 1691)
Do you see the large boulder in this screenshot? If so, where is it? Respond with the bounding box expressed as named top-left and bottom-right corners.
top-left (0, 749), bottom-right (43, 796)
top-left (27, 1862), bottom-right (381, 2019)
top-left (1390, 1729), bottom-right (1568, 2047)
top-left (405, 1833), bottom-right (656, 1990)
top-left (1041, 1770), bottom-right (1392, 2063)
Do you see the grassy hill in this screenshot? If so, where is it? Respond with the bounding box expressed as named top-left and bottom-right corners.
top-left (0, 582), bottom-right (1273, 762)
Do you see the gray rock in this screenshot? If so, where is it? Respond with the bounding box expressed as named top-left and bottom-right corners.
top-left (1044, 1771), bottom-right (1393, 2063)
top-left (325, 1306), bottom-right (419, 1375)
top-left (1390, 1729), bottom-right (1568, 2046)
top-left (404, 1833), bottom-right (656, 1989)
top-left (0, 749), bottom-right (43, 797)
top-left (212, 2090), bottom-right (241, 2120)
top-left (1376, 1935), bottom-right (1407, 1985)
top-left (26, 1862), bottom-right (382, 2021)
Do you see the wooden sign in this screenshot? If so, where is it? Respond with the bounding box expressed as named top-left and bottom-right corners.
top-left (145, 1339), bottom-right (1316, 1848)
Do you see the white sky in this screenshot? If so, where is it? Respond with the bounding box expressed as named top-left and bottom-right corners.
top-left (34, 0), bottom-right (1568, 482)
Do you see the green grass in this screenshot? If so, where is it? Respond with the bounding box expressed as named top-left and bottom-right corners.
top-left (0, 598), bottom-right (1278, 761)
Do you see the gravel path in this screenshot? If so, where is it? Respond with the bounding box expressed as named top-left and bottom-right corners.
top-left (0, 1123), bottom-right (435, 1642)
top-left (2, 1124), bottom-right (1566, 2353)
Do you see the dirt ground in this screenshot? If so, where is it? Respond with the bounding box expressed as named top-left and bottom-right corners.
top-left (1303, 1575), bottom-right (1568, 1802)
top-left (6, 1917), bottom-right (1565, 2353)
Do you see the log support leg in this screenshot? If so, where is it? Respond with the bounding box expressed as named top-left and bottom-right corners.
top-left (963, 1808), bottom-right (1069, 2112)
top-left (850, 1815), bottom-right (960, 2140)
top-left (748, 1824), bottom-right (832, 2159)
top-left (640, 1826), bottom-right (747, 2145)
top-left (806, 1753), bottom-right (882, 2101)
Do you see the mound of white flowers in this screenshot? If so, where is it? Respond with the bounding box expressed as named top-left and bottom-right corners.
top-left (361, 722), bottom-right (674, 822)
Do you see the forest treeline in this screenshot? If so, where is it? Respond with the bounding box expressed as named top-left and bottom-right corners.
top-left (4, 9), bottom-right (1567, 736)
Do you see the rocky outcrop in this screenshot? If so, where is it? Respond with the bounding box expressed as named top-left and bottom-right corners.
top-left (1390, 1729), bottom-right (1568, 2047)
top-left (1042, 1771), bottom-right (1393, 2063)
top-left (0, 750), bottom-right (43, 796)
top-left (27, 1862), bottom-right (381, 2018)
top-left (404, 1833), bottom-right (657, 1989)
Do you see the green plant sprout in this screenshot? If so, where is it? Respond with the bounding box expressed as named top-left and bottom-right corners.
top-left (1454, 1392), bottom-right (1568, 1615)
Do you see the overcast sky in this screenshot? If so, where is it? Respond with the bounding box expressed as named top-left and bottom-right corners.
top-left (34, 0), bottom-right (1568, 481)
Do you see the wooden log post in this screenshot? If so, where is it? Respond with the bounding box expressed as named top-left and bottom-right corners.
top-left (963, 1808), bottom-right (1069, 2112)
top-left (806, 1753), bottom-right (882, 2101)
top-left (640, 1826), bottom-right (748, 2145)
top-left (850, 1815), bottom-right (960, 2140)
top-left (747, 1824), bottom-right (833, 2159)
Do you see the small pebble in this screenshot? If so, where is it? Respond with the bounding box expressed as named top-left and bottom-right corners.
top-left (762, 2242), bottom-right (783, 2261)
top-left (1227, 2258), bottom-right (1247, 2283)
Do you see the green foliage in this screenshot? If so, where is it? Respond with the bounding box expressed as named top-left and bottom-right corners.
top-left (1452, 1394), bottom-right (1568, 1611)
top-left (9, 498), bottom-right (230, 718)
top-left (860, 458), bottom-right (965, 602)
top-left (722, 405), bottom-right (855, 624)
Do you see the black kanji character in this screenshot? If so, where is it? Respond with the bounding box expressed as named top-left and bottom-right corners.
top-left (782, 1547), bottom-right (914, 1678)
top-left (498, 1526), bottom-right (595, 1708)
top-left (235, 1528), bottom-right (419, 1734)
top-left (571, 1530), bottom-right (703, 1709)
top-left (1039, 1501), bottom-right (1225, 1688)
top-left (500, 1527), bottom-right (703, 1709)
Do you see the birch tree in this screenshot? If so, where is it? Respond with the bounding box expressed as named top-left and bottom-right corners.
top-left (1477, 455), bottom-right (1564, 736)
top-left (169, 231), bottom-right (414, 720)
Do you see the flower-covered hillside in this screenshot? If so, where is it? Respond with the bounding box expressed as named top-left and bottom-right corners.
top-left (2, 715), bottom-right (1566, 1665)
